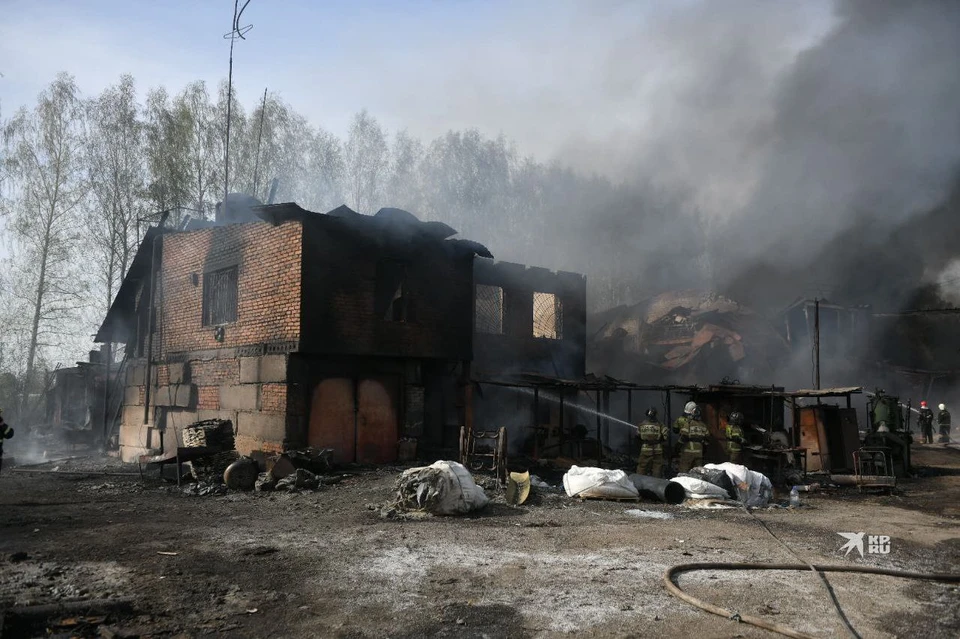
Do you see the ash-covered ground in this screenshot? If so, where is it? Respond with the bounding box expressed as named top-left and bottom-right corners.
top-left (1, 446), bottom-right (959, 638)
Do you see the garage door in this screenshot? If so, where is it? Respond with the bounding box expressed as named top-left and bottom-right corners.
top-left (357, 377), bottom-right (399, 464)
top-left (308, 378), bottom-right (355, 464)
top-left (308, 376), bottom-right (399, 464)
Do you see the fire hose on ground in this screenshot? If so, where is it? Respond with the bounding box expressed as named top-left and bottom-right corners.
top-left (664, 562), bottom-right (960, 639)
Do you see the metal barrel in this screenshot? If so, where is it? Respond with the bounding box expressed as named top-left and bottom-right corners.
top-left (628, 473), bottom-right (686, 505)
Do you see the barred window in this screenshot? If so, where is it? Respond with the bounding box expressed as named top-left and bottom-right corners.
top-left (203, 266), bottom-right (238, 326)
top-left (475, 285), bottom-right (504, 334)
top-left (533, 292), bottom-right (562, 339)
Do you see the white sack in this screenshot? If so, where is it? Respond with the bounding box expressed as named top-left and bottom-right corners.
top-left (704, 462), bottom-right (774, 507)
top-left (397, 460), bottom-right (489, 515)
top-left (562, 466), bottom-right (639, 500)
top-left (671, 475), bottom-right (733, 500)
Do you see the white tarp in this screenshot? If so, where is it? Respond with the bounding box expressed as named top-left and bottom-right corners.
top-left (705, 462), bottom-right (774, 507)
top-left (562, 466), bottom-right (640, 500)
top-left (396, 461), bottom-right (489, 515)
top-left (671, 475), bottom-right (732, 500)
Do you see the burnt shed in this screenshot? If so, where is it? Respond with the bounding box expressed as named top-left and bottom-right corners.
top-left (95, 202), bottom-right (587, 465)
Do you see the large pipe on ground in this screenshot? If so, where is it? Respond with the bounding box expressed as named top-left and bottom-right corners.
top-left (628, 473), bottom-right (685, 505)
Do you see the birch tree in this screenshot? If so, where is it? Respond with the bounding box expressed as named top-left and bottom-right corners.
top-left (144, 87), bottom-right (192, 226)
top-left (85, 75), bottom-right (146, 318)
top-left (386, 129), bottom-right (424, 213)
top-left (180, 81), bottom-right (221, 219)
top-left (1, 73), bottom-right (89, 410)
top-left (304, 128), bottom-right (345, 211)
top-left (344, 110), bottom-right (388, 213)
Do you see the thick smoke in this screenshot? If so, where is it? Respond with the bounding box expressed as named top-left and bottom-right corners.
top-left (549, 0), bottom-right (960, 394)
top-left (484, 1), bottom-right (960, 310)
top-left (718, 0), bottom-right (960, 312)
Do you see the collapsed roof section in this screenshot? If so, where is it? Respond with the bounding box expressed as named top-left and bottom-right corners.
top-left (253, 202), bottom-right (494, 260)
top-left (589, 290), bottom-right (790, 382)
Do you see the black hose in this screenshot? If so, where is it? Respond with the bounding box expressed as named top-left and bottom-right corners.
top-left (664, 562), bottom-right (960, 639)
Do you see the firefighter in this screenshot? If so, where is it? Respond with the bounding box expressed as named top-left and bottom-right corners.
top-left (938, 403), bottom-right (951, 443)
top-left (726, 411), bottom-right (746, 465)
top-left (673, 401), bottom-right (710, 472)
top-left (918, 401), bottom-right (935, 444)
top-left (0, 409), bottom-right (14, 475)
top-left (636, 407), bottom-right (669, 478)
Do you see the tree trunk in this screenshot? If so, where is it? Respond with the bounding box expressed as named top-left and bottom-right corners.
top-left (22, 214), bottom-right (53, 414)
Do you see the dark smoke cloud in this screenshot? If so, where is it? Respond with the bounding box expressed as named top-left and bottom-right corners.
top-left (718, 0), bottom-right (960, 311)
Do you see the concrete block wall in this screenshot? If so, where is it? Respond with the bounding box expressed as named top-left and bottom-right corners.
top-left (116, 353), bottom-right (294, 460)
top-left (165, 353), bottom-right (292, 455)
top-left (117, 358), bottom-right (162, 462)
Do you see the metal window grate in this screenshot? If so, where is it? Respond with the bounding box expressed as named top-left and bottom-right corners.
top-left (533, 292), bottom-right (562, 339)
top-left (203, 266), bottom-right (238, 326)
top-left (475, 285), bottom-right (504, 334)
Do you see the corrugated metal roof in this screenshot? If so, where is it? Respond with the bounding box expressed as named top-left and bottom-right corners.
top-left (94, 226), bottom-right (162, 343)
top-left (472, 371), bottom-right (697, 392)
top-left (774, 387), bottom-right (862, 397)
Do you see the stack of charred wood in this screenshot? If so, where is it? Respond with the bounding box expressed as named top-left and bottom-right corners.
top-left (182, 419), bottom-right (239, 482)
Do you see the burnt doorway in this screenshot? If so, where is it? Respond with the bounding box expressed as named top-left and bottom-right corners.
top-left (308, 376), bottom-right (399, 464)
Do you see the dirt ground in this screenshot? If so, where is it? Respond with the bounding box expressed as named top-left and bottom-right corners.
top-left (1, 445), bottom-right (959, 639)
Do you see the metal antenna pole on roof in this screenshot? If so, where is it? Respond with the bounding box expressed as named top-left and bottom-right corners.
top-left (252, 87), bottom-right (268, 199)
top-left (223, 0), bottom-right (254, 213)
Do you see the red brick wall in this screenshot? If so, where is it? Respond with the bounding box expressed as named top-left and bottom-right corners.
top-left (197, 386), bottom-right (220, 410)
top-left (157, 221), bottom-right (302, 356)
top-left (191, 359), bottom-right (239, 385)
top-left (261, 383), bottom-right (286, 412)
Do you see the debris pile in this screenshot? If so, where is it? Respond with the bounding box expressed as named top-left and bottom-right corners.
top-left (673, 463), bottom-right (773, 507)
top-left (589, 290), bottom-right (789, 381)
top-left (180, 419), bottom-right (239, 483)
top-left (182, 419), bottom-right (235, 449)
top-left (254, 448), bottom-right (338, 492)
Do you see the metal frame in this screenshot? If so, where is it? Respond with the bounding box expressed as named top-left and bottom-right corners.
top-left (853, 447), bottom-right (897, 493)
top-left (460, 425), bottom-right (508, 484)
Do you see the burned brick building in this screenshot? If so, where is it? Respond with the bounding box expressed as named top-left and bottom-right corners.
top-left (96, 200), bottom-right (585, 463)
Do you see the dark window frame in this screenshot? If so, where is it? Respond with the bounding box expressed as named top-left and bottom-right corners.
top-left (376, 259), bottom-right (414, 323)
top-left (202, 265), bottom-right (239, 327)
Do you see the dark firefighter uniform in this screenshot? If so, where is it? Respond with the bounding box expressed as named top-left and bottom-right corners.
top-left (0, 409), bottom-right (14, 475)
top-left (725, 412), bottom-right (746, 465)
top-left (673, 405), bottom-right (710, 472)
top-left (938, 405), bottom-right (951, 443)
top-left (636, 409), bottom-right (669, 478)
top-left (918, 405), bottom-right (934, 444)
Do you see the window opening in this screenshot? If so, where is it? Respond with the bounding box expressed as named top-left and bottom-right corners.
top-left (475, 285), bottom-right (504, 334)
top-left (376, 260), bottom-right (412, 322)
top-left (533, 292), bottom-right (562, 339)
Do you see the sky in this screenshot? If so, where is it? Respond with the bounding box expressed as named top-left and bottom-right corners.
top-left (0, 0), bottom-right (834, 181)
top-left (4, 0), bottom-right (960, 372)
